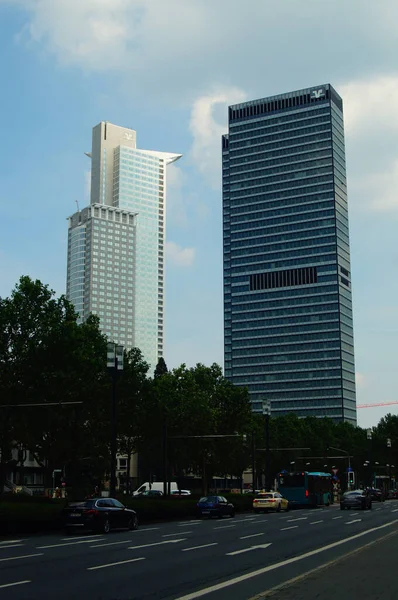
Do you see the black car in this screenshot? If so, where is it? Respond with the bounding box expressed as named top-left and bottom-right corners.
top-left (196, 495), bottom-right (235, 518)
top-left (63, 497), bottom-right (138, 533)
top-left (340, 490), bottom-right (372, 510)
top-left (367, 488), bottom-right (385, 502)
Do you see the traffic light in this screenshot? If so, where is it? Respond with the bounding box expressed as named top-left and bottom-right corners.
top-left (348, 471), bottom-right (355, 487)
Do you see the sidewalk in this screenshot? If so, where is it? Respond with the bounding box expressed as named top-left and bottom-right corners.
top-left (263, 529), bottom-right (398, 600)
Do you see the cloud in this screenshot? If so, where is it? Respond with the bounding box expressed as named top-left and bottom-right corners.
top-left (356, 372), bottom-right (366, 388)
top-left (166, 241), bottom-right (195, 267)
top-left (189, 87), bottom-right (247, 188)
top-left (340, 75), bottom-right (398, 135)
top-left (351, 159), bottom-right (398, 212)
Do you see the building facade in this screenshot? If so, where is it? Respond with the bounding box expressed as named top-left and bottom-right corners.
top-left (67, 122), bottom-right (181, 369)
top-left (222, 84), bottom-right (356, 423)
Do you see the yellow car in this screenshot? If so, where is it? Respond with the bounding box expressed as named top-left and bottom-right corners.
top-left (253, 491), bottom-right (289, 513)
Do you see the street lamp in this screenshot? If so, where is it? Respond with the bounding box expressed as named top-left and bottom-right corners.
top-left (107, 342), bottom-right (124, 497)
top-left (387, 438), bottom-right (392, 490)
top-left (262, 400), bottom-right (271, 491)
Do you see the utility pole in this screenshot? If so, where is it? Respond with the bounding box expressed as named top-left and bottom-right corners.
top-left (367, 429), bottom-right (373, 488)
top-left (252, 431), bottom-right (256, 492)
top-left (107, 343), bottom-right (124, 498)
top-left (387, 438), bottom-right (392, 491)
top-left (262, 400), bottom-right (271, 491)
top-left (163, 420), bottom-right (168, 496)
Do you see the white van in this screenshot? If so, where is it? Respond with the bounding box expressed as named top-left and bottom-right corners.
top-left (133, 481), bottom-right (178, 496)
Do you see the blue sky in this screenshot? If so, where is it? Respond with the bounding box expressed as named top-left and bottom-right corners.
top-left (1, 0), bottom-right (397, 428)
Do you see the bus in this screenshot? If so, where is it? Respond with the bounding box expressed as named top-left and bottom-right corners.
top-left (277, 471), bottom-right (332, 507)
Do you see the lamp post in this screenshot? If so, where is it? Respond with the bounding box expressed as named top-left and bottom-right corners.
top-left (107, 343), bottom-right (124, 498)
top-left (262, 400), bottom-right (271, 491)
top-left (387, 438), bottom-right (392, 491)
top-left (367, 429), bottom-right (373, 488)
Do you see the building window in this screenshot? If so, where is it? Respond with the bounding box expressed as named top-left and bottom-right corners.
top-left (249, 266), bottom-right (318, 291)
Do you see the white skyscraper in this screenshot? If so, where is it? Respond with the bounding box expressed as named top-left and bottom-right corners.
top-left (67, 122), bottom-right (181, 369)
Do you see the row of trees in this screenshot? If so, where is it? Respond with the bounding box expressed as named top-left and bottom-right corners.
top-left (1, 276), bottom-right (397, 495)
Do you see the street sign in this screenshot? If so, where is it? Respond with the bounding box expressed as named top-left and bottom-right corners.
top-left (346, 467), bottom-right (353, 472)
top-left (332, 468), bottom-right (339, 475)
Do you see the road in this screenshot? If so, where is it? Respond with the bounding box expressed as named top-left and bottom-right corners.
top-left (1, 501), bottom-right (398, 599)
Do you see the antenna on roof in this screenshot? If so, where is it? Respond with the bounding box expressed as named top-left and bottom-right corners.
top-left (76, 200), bottom-right (80, 212)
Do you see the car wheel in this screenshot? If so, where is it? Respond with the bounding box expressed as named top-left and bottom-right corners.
top-left (230, 510), bottom-right (235, 518)
top-left (217, 512), bottom-right (223, 519)
top-left (129, 515), bottom-right (138, 530)
top-left (369, 503), bottom-right (372, 510)
top-left (340, 505), bottom-right (344, 510)
top-left (276, 504), bottom-right (281, 513)
top-left (103, 518), bottom-right (111, 534)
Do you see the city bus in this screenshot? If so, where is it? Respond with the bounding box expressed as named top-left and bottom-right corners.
top-left (277, 471), bottom-right (332, 507)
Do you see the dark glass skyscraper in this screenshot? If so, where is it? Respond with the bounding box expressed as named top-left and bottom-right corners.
top-left (222, 84), bottom-right (356, 424)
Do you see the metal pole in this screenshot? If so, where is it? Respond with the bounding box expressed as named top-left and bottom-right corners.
top-left (109, 356), bottom-right (117, 498)
top-left (252, 431), bottom-right (256, 493)
top-left (265, 414), bottom-right (270, 491)
top-left (163, 420), bottom-right (168, 496)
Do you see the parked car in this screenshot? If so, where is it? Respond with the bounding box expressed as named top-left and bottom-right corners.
top-left (387, 489), bottom-right (398, 499)
top-left (196, 495), bottom-right (235, 518)
top-left (63, 497), bottom-right (138, 533)
top-left (367, 488), bottom-right (385, 502)
top-left (253, 491), bottom-right (289, 513)
top-left (340, 490), bottom-right (372, 510)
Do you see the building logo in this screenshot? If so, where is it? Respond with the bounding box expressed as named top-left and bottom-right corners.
top-left (311, 88), bottom-right (325, 99)
top-left (124, 132), bottom-right (134, 141)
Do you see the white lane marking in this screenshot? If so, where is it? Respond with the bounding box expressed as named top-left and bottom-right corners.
top-left (345, 519), bottom-right (362, 525)
top-left (287, 517), bottom-right (308, 522)
top-left (128, 538), bottom-right (186, 550)
top-left (0, 539), bottom-right (24, 545)
top-left (87, 557), bottom-right (145, 571)
top-left (163, 531), bottom-right (192, 537)
top-left (0, 553), bottom-right (43, 563)
top-left (179, 522), bottom-right (201, 526)
top-left (240, 533), bottom-right (264, 540)
top-left (376, 508), bottom-right (382, 511)
top-left (241, 518), bottom-right (256, 521)
top-left (37, 539), bottom-right (100, 549)
top-left (213, 525), bottom-right (236, 530)
top-left (351, 512), bottom-right (359, 516)
top-left (280, 526), bottom-right (299, 531)
top-left (332, 516), bottom-right (343, 520)
top-left (90, 539), bottom-right (133, 548)
top-left (135, 527), bottom-right (160, 532)
top-left (0, 580), bottom-right (31, 590)
top-left (61, 535), bottom-right (103, 541)
top-left (182, 543), bottom-right (218, 552)
top-left (310, 520), bottom-right (323, 525)
top-left (392, 509), bottom-right (398, 513)
top-left (227, 543), bottom-right (272, 556)
top-left (174, 519), bottom-right (398, 600)
top-left (0, 544), bottom-right (24, 549)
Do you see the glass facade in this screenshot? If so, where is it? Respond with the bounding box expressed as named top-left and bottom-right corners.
top-left (67, 122), bottom-right (180, 371)
top-left (222, 85), bottom-right (356, 424)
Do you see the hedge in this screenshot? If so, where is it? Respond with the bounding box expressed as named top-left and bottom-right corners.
top-left (0, 492), bottom-right (254, 536)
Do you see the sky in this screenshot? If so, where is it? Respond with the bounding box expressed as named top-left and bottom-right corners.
top-left (0, 0), bottom-right (397, 429)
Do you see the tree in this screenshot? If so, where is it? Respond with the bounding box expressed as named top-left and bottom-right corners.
top-left (117, 348), bottom-right (151, 491)
top-left (154, 357), bottom-right (168, 379)
top-left (0, 277), bottom-right (109, 495)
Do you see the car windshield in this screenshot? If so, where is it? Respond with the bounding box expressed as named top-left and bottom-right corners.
top-left (257, 493), bottom-right (274, 498)
top-left (199, 496), bottom-right (217, 503)
top-left (345, 491), bottom-right (362, 497)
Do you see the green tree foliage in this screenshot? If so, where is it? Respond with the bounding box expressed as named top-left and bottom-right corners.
top-left (154, 357), bottom-right (168, 379)
top-left (0, 277), bottom-right (108, 492)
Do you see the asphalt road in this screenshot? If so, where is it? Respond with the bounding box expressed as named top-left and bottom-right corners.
top-left (1, 500), bottom-right (398, 600)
